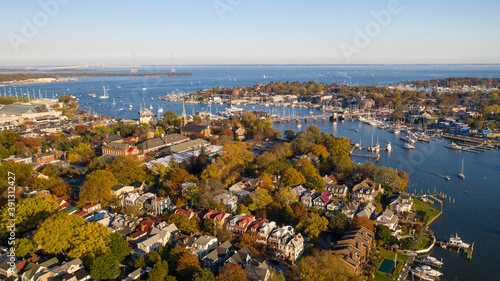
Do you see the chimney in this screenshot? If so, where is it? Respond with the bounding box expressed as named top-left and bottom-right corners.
top-left (105, 133), bottom-right (109, 139)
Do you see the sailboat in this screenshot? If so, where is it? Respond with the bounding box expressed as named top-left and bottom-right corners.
top-left (99, 86), bottom-right (109, 99)
top-left (457, 158), bottom-right (465, 179)
top-left (112, 98), bottom-right (116, 105)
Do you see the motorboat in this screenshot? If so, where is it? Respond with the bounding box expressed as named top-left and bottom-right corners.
top-left (444, 176), bottom-right (450, 181)
top-left (421, 256), bottom-right (443, 267)
top-left (403, 143), bottom-right (415, 150)
top-left (386, 142), bottom-right (392, 152)
top-left (413, 265), bottom-right (443, 277)
top-left (445, 142), bottom-right (462, 150)
top-left (449, 233), bottom-right (470, 248)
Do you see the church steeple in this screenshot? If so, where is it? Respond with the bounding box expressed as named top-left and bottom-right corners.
top-left (181, 99), bottom-right (186, 126)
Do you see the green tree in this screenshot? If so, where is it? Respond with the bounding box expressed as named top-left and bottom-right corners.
top-left (306, 173), bottom-right (325, 193)
top-left (193, 268), bottom-right (215, 281)
top-left (236, 204), bottom-right (252, 216)
top-left (375, 225), bottom-right (398, 246)
top-left (34, 212), bottom-right (85, 254)
top-left (107, 232), bottom-right (131, 262)
top-left (0, 130), bottom-right (21, 148)
top-left (0, 194), bottom-right (56, 234)
top-left (148, 261), bottom-right (169, 281)
top-left (78, 170), bottom-right (118, 207)
top-left (328, 211), bottom-right (349, 236)
top-left (200, 164), bottom-right (222, 181)
top-left (274, 186), bottom-right (298, 207)
top-left (90, 251), bottom-right (120, 280)
top-left (162, 111), bottom-right (181, 127)
top-left (68, 143), bottom-right (95, 164)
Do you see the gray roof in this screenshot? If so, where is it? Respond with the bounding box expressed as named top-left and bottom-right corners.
top-left (164, 133), bottom-right (190, 145)
top-left (136, 137), bottom-right (166, 151)
top-left (0, 104), bottom-right (48, 114)
top-left (182, 124), bottom-right (209, 133)
top-left (158, 139), bottom-right (209, 155)
top-left (108, 134), bottom-right (123, 142)
top-left (107, 142), bottom-right (132, 150)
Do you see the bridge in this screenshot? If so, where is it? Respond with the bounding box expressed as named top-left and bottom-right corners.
top-left (270, 111), bottom-right (391, 123)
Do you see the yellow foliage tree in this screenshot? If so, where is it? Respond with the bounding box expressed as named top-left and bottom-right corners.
top-left (69, 221), bottom-right (111, 266)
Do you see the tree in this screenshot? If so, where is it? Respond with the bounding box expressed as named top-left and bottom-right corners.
top-left (305, 173), bottom-right (325, 193)
top-left (216, 143), bottom-right (254, 186)
top-left (106, 155), bottom-right (147, 185)
top-left (147, 251), bottom-right (162, 267)
top-left (297, 212), bottom-right (328, 241)
top-left (0, 161), bottom-right (32, 194)
top-left (176, 252), bottom-right (200, 280)
top-left (107, 232), bottom-right (131, 262)
top-left (328, 211), bottom-right (349, 235)
top-left (284, 129), bottom-right (296, 141)
top-left (216, 264), bottom-right (246, 281)
top-left (68, 143), bottom-right (95, 164)
top-left (166, 214), bottom-right (199, 234)
top-left (193, 268), bottom-right (215, 281)
top-left (148, 261), bottom-right (169, 281)
top-left (200, 164), bottom-right (222, 181)
top-left (375, 225), bottom-right (397, 246)
top-left (351, 216), bottom-right (374, 232)
top-left (280, 167), bottom-right (306, 188)
top-left (34, 212), bottom-right (85, 254)
top-left (0, 194), bottom-right (56, 234)
top-left (90, 251), bottom-right (120, 280)
top-left (78, 170), bottom-right (118, 207)
top-left (274, 186), bottom-right (298, 207)
top-left (170, 168), bottom-right (197, 183)
top-left (250, 189), bottom-right (273, 211)
top-left (162, 111), bottom-right (181, 127)
top-left (295, 250), bottom-right (363, 281)
top-left (14, 238), bottom-right (36, 257)
top-left (69, 221), bottom-right (111, 266)
top-left (259, 173), bottom-right (275, 192)
top-left (235, 234), bottom-right (261, 257)
top-left (236, 204), bottom-right (252, 216)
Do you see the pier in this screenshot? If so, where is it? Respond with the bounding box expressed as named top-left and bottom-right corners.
top-left (436, 241), bottom-right (474, 260)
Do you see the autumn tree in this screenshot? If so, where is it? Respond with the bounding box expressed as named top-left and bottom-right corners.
top-left (295, 250), bottom-right (363, 281)
top-left (274, 186), bottom-right (298, 207)
top-left (216, 264), bottom-right (246, 281)
top-left (34, 212), bottom-right (85, 254)
top-left (106, 155), bottom-right (147, 185)
top-left (328, 211), bottom-right (350, 235)
top-left (162, 111), bottom-right (181, 127)
top-left (216, 142), bottom-right (254, 186)
top-left (250, 189), bottom-right (273, 211)
top-left (176, 252), bottom-right (200, 279)
top-left (69, 221), bottom-right (111, 266)
top-left (235, 235), bottom-right (261, 257)
top-left (297, 212), bottom-right (328, 241)
top-left (78, 170), bottom-right (118, 207)
top-left (193, 268), bottom-right (216, 281)
top-left (166, 214), bottom-right (199, 233)
top-left (280, 167), bottom-right (306, 188)
top-left (14, 238), bottom-right (36, 257)
top-left (200, 164), bottom-right (222, 181)
top-left (351, 215), bottom-right (374, 232)
top-left (68, 143), bottom-right (95, 164)
top-left (170, 168), bottom-right (198, 183)
top-left (0, 194), bottom-right (56, 234)
top-left (90, 251), bottom-right (120, 280)
top-left (147, 261), bottom-right (169, 281)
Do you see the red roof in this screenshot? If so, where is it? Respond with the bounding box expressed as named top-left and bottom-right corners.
top-left (235, 215), bottom-right (255, 231)
top-left (75, 210), bottom-right (88, 217)
top-left (152, 196), bottom-right (169, 202)
top-left (328, 174), bottom-right (337, 182)
top-left (128, 230), bottom-right (147, 239)
top-left (319, 191), bottom-right (333, 203)
top-left (247, 218), bottom-right (268, 233)
top-left (56, 195), bottom-right (71, 206)
top-left (204, 210), bottom-right (229, 222)
top-left (82, 202), bottom-right (100, 211)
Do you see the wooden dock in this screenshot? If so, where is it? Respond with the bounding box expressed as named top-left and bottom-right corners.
top-left (437, 241), bottom-right (474, 260)
top-left (350, 153), bottom-right (381, 162)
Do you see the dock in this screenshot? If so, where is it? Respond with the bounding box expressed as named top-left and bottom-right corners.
top-left (397, 254), bottom-right (415, 281)
top-left (437, 241), bottom-right (474, 260)
top-left (350, 153), bottom-right (381, 162)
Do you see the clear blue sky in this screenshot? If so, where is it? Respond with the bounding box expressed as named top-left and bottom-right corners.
top-left (1, 0), bottom-right (499, 66)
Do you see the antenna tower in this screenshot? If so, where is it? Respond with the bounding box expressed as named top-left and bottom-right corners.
top-left (171, 52), bottom-right (176, 73)
top-left (131, 52), bottom-right (138, 74)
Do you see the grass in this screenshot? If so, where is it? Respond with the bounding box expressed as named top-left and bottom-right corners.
top-left (411, 196), bottom-right (440, 224)
top-left (371, 247), bottom-right (410, 281)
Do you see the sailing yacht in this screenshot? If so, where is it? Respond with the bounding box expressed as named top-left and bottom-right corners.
top-left (112, 98), bottom-right (116, 105)
top-left (457, 158), bottom-right (465, 179)
top-left (99, 86), bottom-right (109, 99)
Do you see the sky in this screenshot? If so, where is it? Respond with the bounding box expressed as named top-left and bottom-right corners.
top-left (0, 0), bottom-right (499, 66)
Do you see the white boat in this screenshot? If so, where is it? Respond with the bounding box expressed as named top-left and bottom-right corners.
top-left (158, 106), bottom-right (164, 114)
top-left (457, 158), bottom-right (465, 179)
top-left (117, 108), bottom-right (124, 111)
top-left (445, 142), bottom-right (462, 150)
top-left (422, 256), bottom-right (443, 267)
top-left (449, 233), bottom-right (470, 248)
top-left (309, 111), bottom-right (313, 114)
top-left (386, 142), bottom-right (392, 152)
top-left (143, 87), bottom-right (147, 91)
top-left (403, 143), bottom-right (415, 150)
top-left (151, 97), bottom-right (154, 100)
top-left (297, 123), bottom-right (302, 128)
top-left (149, 105), bottom-right (153, 110)
top-left (413, 265), bottom-right (442, 277)
top-left (99, 86), bottom-right (109, 99)
top-left (129, 104), bottom-right (133, 110)
top-left (112, 98), bottom-right (116, 105)
top-left (445, 176), bottom-right (450, 181)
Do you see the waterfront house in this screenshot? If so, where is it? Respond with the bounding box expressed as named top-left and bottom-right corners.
top-left (352, 179), bottom-right (382, 203)
top-left (376, 209), bottom-right (400, 233)
top-left (389, 191), bottom-right (413, 214)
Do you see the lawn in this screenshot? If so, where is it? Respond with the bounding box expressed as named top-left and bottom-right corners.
top-left (411, 196), bottom-right (440, 224)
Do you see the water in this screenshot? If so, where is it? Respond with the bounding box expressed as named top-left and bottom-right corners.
top-left (3, 65), bottom-right (500, 280)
